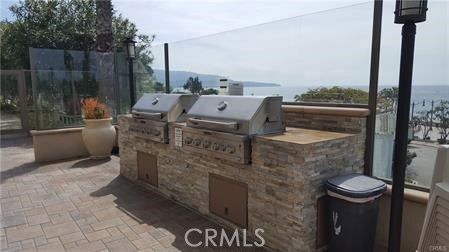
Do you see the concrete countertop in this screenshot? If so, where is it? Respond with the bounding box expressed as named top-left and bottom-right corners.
top-left (282, 105), bottom-right (370, 117)
top-left (257, 127), bottom-right (354, 145)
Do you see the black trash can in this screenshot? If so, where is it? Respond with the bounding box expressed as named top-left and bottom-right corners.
top-left (325, 173), bottom-right (387, 252)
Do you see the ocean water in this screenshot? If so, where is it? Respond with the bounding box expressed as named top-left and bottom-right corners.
top-left (243, 85), bottom-right (449, 111)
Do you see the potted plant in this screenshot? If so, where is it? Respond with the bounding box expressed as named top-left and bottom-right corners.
top-left (81, 98), bottom-right (116, 159)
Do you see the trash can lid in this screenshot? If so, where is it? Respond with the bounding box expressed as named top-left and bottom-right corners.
top-left (325, 173), bottom-right (387, 199)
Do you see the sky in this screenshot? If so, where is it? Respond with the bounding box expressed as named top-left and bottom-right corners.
top-left (1, 0), bottom-right (448, 87)
top-left (112, 0), bottom-right (366, 45)
top-left (114, 0), bottom-right (449, 87)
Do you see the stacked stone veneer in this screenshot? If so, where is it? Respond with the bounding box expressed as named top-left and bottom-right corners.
top-left (118, 106), bottom-right (368, 252)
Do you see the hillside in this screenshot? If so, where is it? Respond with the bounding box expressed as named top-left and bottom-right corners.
top-left (152, 69), bottom-right (280, 88)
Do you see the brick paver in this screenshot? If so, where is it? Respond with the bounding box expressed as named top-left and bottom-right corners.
top-left (0, 136), bottom-right (264, 251)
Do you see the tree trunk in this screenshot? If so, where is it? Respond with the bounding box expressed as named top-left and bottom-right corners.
top-left (95, 0), bottom-right (115, 116)
top-left (95, 0), bottom-right (113, 52)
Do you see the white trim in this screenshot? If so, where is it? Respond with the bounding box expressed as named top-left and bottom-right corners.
top-left (327, 190), bottom-right (382, 203)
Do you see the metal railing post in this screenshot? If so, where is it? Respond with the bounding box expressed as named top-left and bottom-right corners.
top-left (164, 43), bottom-right (170, 94)
top-left (365, 0), bottom-right (383, 175)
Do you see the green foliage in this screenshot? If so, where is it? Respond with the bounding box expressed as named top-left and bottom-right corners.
top-left (182, 77), bottom-right (218, 95)
top-left (183, 77), bottom-right (203, 94)
top-left (433, 100), bottom-right (449, 143)
top-left (200, 88), bottom-right (218, 95)
top-left (406, 150), bottom-right (417, 166)
top-left (294, 86), bottom-right (368, 104)
top-left (0, 75), bottom-right (19, 109)
top-left (378, 87), bottom-right (399, 113)
top-left (0, 0), bottom-right (154, 69)
top-left (416, 110), bottom-right (432, 141)
top-left (154, 82), bottom-right (166, 92)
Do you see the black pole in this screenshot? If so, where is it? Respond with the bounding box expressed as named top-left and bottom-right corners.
top-left (164, 43), bottom-right (170, 94)
top-left (411, 102), bottom-right (415, 120)
top-left (128, 58), bottom-right (135, 108)
top-left (430, 100), bottom-right (434, 130)
top-left (365, 0), bottom-right (383, 175)
top-left (388, 22), bottom-right (416, 252)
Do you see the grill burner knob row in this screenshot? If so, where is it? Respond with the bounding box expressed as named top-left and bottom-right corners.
top-left (153, 129), bottom-right (161, 136)
top-left (193, 138), bottom-right (202, 146)
top-left (226, 145), bottom-right (236, 154)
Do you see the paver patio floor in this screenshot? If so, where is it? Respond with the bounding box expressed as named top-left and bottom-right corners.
top-left (0, 136), bottom-right (263, 252)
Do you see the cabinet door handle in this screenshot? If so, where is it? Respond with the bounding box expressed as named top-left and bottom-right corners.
top-left (224, 207), bottom-right (228, 215)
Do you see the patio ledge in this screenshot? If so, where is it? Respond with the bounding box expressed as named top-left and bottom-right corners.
top-left (30, 127), bottom-right (83, 136)
top-left (385, 185), bottom-right (429, 204)
top-left (282, 105), bottom-right (370, 117)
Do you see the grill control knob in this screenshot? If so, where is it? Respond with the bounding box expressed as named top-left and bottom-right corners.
top-left (203, 140), bottom-right (211, 148)
top-left (212, 143), bottom-right (220, 151)
top-left (220, 144), bottom-right (226, 151)
top-left (226, 145), bottom-right (236, 154)
top-left (145, 129), bottom-right (151, 135)
top-left (185, 137), bottom-right (193, 145)
top-left (193, 138), bottom-right (201, 146)
top-left (153, 129), bottom-right (161, 136)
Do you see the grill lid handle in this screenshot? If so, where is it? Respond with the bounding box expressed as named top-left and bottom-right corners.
top-left (132, 111), bottom-right (163, 119)
top-left (188, 118), bottom-right (238, 130)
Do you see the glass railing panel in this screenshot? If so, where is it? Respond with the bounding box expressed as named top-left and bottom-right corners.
top-left (0, 72), bottom-right (22, 131)
top-left (373, 1), bottom-right (449, 189)
top-left (166, 2), bottom-right (374, 103)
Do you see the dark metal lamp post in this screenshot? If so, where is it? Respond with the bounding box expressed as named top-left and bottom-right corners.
top-left (388, 1), bottom-right (427, 252)
top-left (123, 37), bottom-right (137, 108)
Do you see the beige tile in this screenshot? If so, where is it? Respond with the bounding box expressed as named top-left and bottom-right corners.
top-left (92, 207), bottom-right (124, 221)
top-left (91, 218), bottom-right (124, 231)
top-left (132, 238), bottom-right (158, 250)
top-left (84, 229), bottom-right (110, 242)
top-left (0, 215), bottom-right (27, 228)
top-left (27, 214), bottom-right (50, 226)
top-left (6, 225), bottom-right (44, 243)
top-left (36, 239), bottom-right (65, 252)
top-left (0, 236), bottom-right (7, 249)
top-left (21, 238), bottom-right (36, 249)
top-left (45, 201), bottom-right (76, 215)
top-left (59, 231), bottom-right (85, 244)
top-left (105, 237), bottom-right (138, 252)
top-left (42, 221), bottom-right (80, 238)
top-left (67, 240), bottom-right (106, 252)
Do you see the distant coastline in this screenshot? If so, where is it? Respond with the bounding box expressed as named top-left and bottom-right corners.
top-left (153, 69), bottom-right (280, 87)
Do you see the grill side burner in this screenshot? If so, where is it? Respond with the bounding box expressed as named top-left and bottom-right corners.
top-left (130, 94), bottom-right (198, 143)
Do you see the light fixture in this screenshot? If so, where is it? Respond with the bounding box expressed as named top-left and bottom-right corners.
top-left (123, 37), bottom-right (136, 60)
top-left (394, 0), bottom-right (428, 24)
top-left (123, 37), bottom-right (137, 108)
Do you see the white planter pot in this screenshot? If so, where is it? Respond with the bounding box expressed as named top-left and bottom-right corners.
top-left (82, 118), bottom-right (116, 159)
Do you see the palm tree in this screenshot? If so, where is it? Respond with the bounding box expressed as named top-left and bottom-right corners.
top-left (95, 0), bottom-right (113, 52)
top-left (95, 0), bottom-right (115, 113)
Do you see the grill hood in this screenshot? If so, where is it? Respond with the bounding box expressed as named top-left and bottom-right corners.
top-left (186, 95), bottom-right (285, 135)
top-left (132, 93), bottom-right (198, 122)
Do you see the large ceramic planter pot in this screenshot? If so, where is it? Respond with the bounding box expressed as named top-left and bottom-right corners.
top-left (82, 118), bottom-right (116, 159)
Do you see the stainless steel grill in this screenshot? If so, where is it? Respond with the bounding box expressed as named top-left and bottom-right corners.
top-left (130, 93), bottom-right (198, 143)
top-left (179, 95), bottom-right (285, 163)
top-left (186, 96), bottom-right (284, 135)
